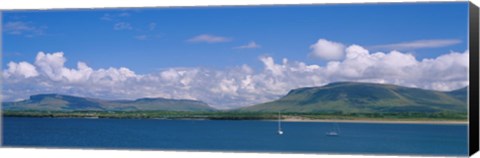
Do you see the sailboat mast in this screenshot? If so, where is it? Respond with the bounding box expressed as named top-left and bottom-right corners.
top-left (335, 122), bottom-right (340, 134)
top-left (278, 112), bottom-right (281, 131)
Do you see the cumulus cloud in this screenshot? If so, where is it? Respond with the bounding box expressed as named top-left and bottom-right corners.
top-left (321, 45), bottom-right (468, 91)
top-left (3, 61), bottom-right (38, 78)
top-left (30, 52), bottom-right (137, 84)
top-left (234, 41), bottom-right (261, 49)
top-left (2, 52), bottom-right (142, 101)
top-left (260, 56), bottom-right (284, 76)
top-left (370, 39), bottom-right (462, 51)
top-left (3, 43), bottom-right (469, 109)
top-left (187, 34), bottom-right (231, 43)
top-left (310, 39), bottom-right (345, 60)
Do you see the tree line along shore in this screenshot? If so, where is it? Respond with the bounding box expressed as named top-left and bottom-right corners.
top-left (2, 110), bottom-right (467, 123)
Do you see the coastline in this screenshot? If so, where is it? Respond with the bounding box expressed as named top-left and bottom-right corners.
top-left (273, 115), bottom-right (468, 124)
top-left (3, 110), bottom-right (468, 125)
top-left (3, 115), bottom-right (467, 125)
top-left (278, 118), bottom-right (468, 125)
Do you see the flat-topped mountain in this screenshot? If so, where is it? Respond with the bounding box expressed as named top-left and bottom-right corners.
top-left (3, 82), bottom-right (469, 114)
top-left (3, 94), bottom-right (215, 112)
top-left (239, 82), bottom-right (467, 113)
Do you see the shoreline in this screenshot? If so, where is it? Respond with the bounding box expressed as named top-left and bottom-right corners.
top-left (278, 118), bottom-right (468, 125)
top-left (275, 115), bottom-right (468, 124)
top-left (3, 115), bottom-right (467, 125)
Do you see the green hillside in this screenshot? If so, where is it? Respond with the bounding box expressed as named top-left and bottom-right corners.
top-left (239, 82), bottom-right (467, 113)
top-left (3, 94), bottom-right (215, 112)
top-left (447, 86), bottom-right (468, 102)
top-left (2, 82), bottom-right (469, 116)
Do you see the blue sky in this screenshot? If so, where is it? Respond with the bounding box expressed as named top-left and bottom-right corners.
top-left (2, 2), bottom-right (471, 108)
top-left (3, 2), bottom-right (468, 73)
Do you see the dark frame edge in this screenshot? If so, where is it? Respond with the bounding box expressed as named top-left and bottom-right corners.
top-left (469, 1), bottom-right (480, 156)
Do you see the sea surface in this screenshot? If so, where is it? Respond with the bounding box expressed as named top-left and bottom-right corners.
top-left (2, 117), bottom-right (468, 156)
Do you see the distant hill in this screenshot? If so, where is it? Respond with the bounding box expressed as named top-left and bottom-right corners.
top-left (447, 86), bottom-right (468, 102)
top-left (239, 82), bottom-right (468, 113)
top-left (3, 82), bottom-right (469, 113)
top-left (3, 94), bottom-right (215, 112)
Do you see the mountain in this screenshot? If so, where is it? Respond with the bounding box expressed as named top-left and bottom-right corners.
top-left (240, 82), bottom-right (468, 113)
top-left (3, 82), bottom-right (468, 113)
top-left (447, 86), bottom-right (468, 102)
top-left (3, 94), bottom-right (215, 112)
top-left (105, 97), bottom-right (215, 111)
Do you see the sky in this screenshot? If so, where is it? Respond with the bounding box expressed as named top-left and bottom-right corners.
top-left (2, 2), bottom-right (470, 109)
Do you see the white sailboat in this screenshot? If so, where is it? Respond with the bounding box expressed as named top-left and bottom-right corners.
top-left (277, 112), bottom-right (284, 135)
top-left (326, 122), bottom-right (340, 136)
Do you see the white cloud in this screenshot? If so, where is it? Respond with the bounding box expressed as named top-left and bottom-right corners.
top-left (3, 45), bottom-right (469, 109)
top-left (211, 78), bottom-right (239, 95)
top-left (234, 41), bottom-right (261, 49)
top-left (3, 61), bottom-right (38, 78)
top-left (3, 21), bottom-right (45, 37)
top-left (101, 13), bottom-right (137, 31)
top-left (113, 22), bottom-right (133, 30)
top-left (4, 21), bottom-right (33, 34)
top-left (370, 39), bottom-right (461, 51)
top-left (328, 45), bottom-right (419, 79)
top-left (101, 13), bottom-right (130, 21)
top-left (118, 13), bottom-right (130, 17)
top-left (310, 39), bottom-right (345, 61)
top-left (34, 52), bottom-right (68, 81)
top-left (187, 34), bottom-right (231, 43)
top-left (31, 52), bottom-right (137, 84)
top-left (260, 56), bottom-right (284, 76)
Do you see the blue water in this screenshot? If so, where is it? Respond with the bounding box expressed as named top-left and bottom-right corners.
top-left (2, 117), bottom-right (468, 156)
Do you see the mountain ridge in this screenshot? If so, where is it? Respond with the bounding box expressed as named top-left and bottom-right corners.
top-left (3, 93), bottom-right (215, 112)
top-left (3, 82), bottom-right (468, 113)
top-left (240, 82), bottom-right (467, 113)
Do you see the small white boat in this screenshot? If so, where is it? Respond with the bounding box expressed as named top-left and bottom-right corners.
top-left (325, 131), bottom-right (338, 136)
top-left (326, 122), bottom-right (340, 136)
top-left (277, 112), bottom-right (284, 135)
